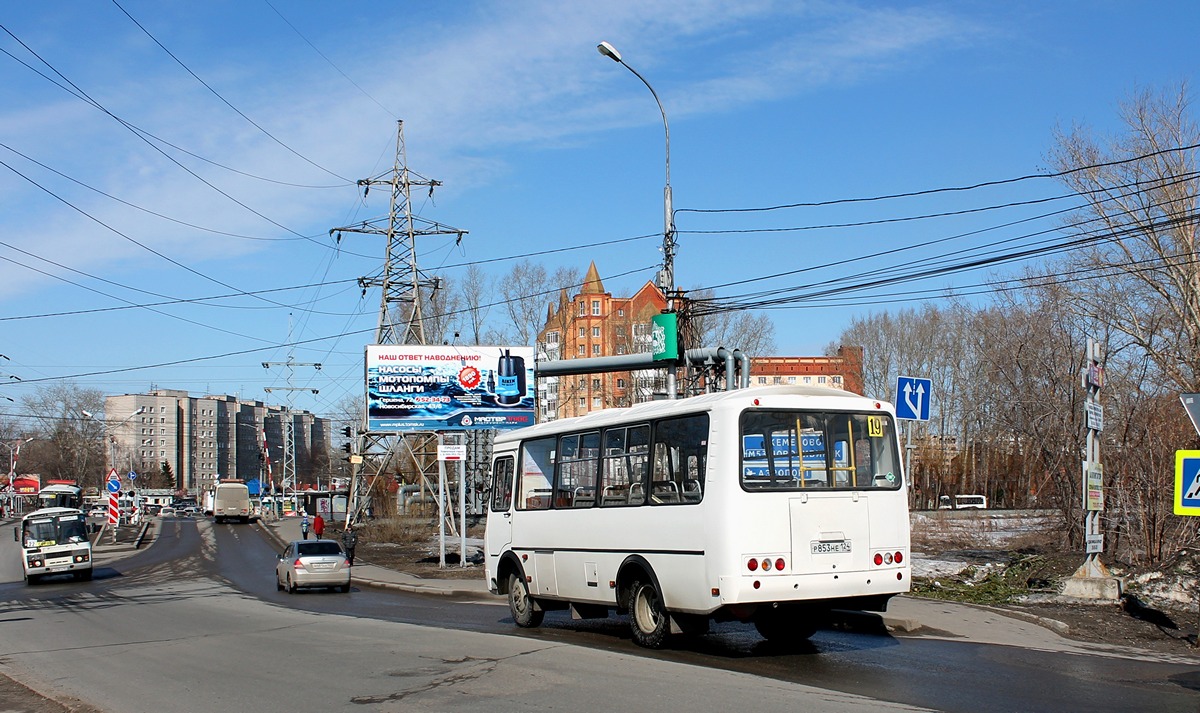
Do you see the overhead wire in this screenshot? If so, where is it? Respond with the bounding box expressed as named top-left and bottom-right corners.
top-left (111, 0), bottom-right (352, 184)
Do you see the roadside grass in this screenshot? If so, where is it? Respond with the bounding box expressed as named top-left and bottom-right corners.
top-left (910, 553), bottom-right (1056, 605)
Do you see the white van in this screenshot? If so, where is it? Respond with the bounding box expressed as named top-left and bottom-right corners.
top-left (954, 494), bottom-right (988, 510)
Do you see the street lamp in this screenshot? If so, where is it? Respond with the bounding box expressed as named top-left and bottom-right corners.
top-left (83, 407), bottom-right (147, 479)
top-left (598, 40), bottom-right (678, 398)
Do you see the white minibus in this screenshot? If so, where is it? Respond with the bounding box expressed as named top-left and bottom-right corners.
top-left (485, 385), bottom-right (910, 648)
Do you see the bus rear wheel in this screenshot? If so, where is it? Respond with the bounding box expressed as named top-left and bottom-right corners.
top-left (507, 572), bottom-right (544, 628)
top-left (629, 579), bottom-right (669, 649)
top-left (75, 568), bottom-right (93, 582)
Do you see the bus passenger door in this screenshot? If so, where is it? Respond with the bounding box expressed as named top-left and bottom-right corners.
top-left (485, 456), bottom-right (515, 559)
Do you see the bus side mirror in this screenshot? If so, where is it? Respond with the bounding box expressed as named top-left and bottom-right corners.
top-left (12, 526), bottom-right (17, 542)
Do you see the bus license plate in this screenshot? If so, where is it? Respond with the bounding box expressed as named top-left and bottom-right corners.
top-left (811, 540), bottom-right (851, 554)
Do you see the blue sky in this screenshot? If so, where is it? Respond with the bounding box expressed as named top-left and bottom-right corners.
top-left (1, 1), bottom-right (1197, 417)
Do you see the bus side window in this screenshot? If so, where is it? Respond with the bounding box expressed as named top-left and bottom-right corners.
top-left (518, 437), bottom-right (555, 510)
top-left (555, 432), bottom-right (599, 508)
top-left (601, 425), bottom-right (649, 507)
top-left (650, 414), bottom-right (708, 505)
top-left (490, 456), bottom-right (515, 512)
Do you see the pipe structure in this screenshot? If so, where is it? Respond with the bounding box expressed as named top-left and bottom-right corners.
top-left (733, 349), bottom-right (752, 389)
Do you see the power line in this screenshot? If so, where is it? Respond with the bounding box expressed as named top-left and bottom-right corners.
top-left (111, 0), bottom-right (352, 183)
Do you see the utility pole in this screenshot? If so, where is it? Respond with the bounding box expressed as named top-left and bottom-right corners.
top-left (330, 120), bottom-right (467, 525)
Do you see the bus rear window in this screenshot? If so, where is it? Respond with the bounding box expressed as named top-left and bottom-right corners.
top-left (740, 410), bottom-right (901, 491)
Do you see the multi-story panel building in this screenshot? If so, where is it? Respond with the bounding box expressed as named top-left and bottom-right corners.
top-left (103, 391), bottom-right (330, 494)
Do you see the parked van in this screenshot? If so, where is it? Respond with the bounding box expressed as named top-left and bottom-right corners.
top-left (938, 494), bottom-right (988, 510)
top-left (954, 494), bottom-right (988, 510)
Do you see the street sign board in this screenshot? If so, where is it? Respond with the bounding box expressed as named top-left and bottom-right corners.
top-left (1181, 394), bottom-right (1200, 436)
top-left (105, 469), bottom-right (121, 493)
top-left (1085, 533), bottom-right (1104, 554)
top-left (651, 313), bottom-right (679, 362)
top-left (438, 444), bottom-right (467, 461)
top-left (128, 470), bottom-right (137, 481)
top-left (1175, 450), bottom-right (1200, 516)
top-left (1084, 461), bottom-right (1104, 511)
top-left (895, 376), bottom-right (932, 421)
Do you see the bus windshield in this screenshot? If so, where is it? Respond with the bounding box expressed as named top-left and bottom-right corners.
top-left (22, 513), bottom-right (89, 548)
top-left (740, 410), bottom-right (902, 491)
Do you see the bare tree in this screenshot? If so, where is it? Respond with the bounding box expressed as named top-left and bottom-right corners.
top-left (1048, 81), bottom-right (1200, 392)
top-left (497, 260), bottom-right (551, 346)
top-left (685, 289), bottom-right (777, 355)
top-left (20, 383), bottom-right (106, 490)
top-left (459, 263), bottom-right (493, 345)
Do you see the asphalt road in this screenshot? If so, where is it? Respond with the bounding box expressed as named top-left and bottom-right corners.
top-left (1, 517), bottom-right (1197, 712)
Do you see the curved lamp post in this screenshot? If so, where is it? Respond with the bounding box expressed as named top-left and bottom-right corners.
top-left (598, 40), bottom-right (678, 398)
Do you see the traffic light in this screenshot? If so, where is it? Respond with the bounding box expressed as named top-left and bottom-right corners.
top-left (342, 426), bottom-right (353, 438)
top-left (342, 442), bottom-right (352, 454)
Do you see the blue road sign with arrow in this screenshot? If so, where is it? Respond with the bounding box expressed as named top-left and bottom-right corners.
top-left (896, 376), bottom-right (932, 421)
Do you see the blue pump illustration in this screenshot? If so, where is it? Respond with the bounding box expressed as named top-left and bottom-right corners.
top-left (495, 349), bottom-right (525, 406)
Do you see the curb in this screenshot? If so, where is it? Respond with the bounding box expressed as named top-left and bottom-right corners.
top-left (350, 577), bottom-right (489, 598)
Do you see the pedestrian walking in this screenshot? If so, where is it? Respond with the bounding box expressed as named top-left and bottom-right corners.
top-left (341, 525), bottom-right (358, 566)
top-left (300, 513), bottom-right (309, 540)
top-left (313, 513), bottom-right (325, 540)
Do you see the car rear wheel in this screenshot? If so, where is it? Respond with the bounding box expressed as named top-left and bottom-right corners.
top-left (339, 583), bottom-right (351, 593)
top-left (287, 574), bottom-right (297, 593)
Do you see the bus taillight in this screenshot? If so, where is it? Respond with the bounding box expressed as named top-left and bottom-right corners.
top-left (894, 551), bottom-right (904, 564)
top-left (774, 558), bottom-right (786, 571)
top-left (747, 558), bottom-right (759, 572)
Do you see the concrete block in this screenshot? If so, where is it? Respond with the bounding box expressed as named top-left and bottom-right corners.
top-left (1060, 576), bottom-right (1122, 602)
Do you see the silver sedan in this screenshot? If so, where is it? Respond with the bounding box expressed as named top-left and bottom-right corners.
top-left (275, 539), bottom-right (351, 593)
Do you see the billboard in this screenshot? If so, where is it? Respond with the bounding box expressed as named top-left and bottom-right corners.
top-left (366, 345), bottom-right (536, 432)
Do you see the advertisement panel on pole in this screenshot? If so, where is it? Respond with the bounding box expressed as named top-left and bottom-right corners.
top-left (366, 345), bottom-right (536, 432)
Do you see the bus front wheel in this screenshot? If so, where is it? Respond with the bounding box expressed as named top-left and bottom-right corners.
top-left (507, 572), bottom-right (544, 628)
top-left (629, 579), bottom-right (669, 649)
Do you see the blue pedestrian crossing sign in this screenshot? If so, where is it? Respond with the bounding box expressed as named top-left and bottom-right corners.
top-left (1176, 450), bottom-right (1200, 516)
top-left (895, 376), bottom-right (932, 421)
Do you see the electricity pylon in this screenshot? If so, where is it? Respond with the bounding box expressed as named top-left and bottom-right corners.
top-left (330, 120), bottom-right (467, 524)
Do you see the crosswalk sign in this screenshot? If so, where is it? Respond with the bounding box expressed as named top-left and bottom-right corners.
top-left (1175, 450), bottom-right (1200, 516)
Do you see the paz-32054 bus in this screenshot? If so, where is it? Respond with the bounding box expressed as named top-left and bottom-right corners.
top-left (14, 506), bottom-right (93, 584)
top-left (485, 385), bottom-right (910, 648)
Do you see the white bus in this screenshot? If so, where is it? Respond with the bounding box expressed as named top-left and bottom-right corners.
top-left (14, 507), bottom-right (93, 584)
top-left (37, 483), bottom-right (82, 510)
top-left (212, 480), bottom-right (252, 523)
top-left (485, 385), bottom-right (910, 648)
